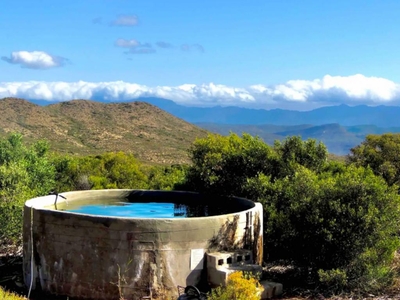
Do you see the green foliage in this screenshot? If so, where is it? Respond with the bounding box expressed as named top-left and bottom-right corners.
top-left (208, 271), bottom-right (263, 300)
top-left (182, 133), bottom-right (277, 196)
top-left (183, 134), bottom-right (328, 197)
top-left (51, 152), bottom-right (148, 191)
top-left (0, 133), bottom-right (55, 245)
top-left (260, 165), bottom-right (400, 290)
top-left (184, 133), bottom-right (400, 292)
top-left (95, 152), bottom-right (148, 189)
top-left (52, 152), bottom-right (190, 192)
top-left (274, 136), bottom-right (328, 175)
top-left (348, 133), bottom-right (400, 186)
top-left (146, 164), bottom-right (187, 190)
top-left (318, 269), bottom-right (348, 294)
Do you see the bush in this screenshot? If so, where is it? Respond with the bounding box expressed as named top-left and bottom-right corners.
top-left (0, 286), bottom-right (27, 300)
top-left (208, 271), bottom-right (263, 300)
top-left (0, 134), bottom-right (55, 245)
top-left (249, 165), bottom-right (400, 291)
top-left (182, 133), bottom-right (277, 196)
top-left (51, 152), bottom-right (148, 191)
top-left (146, 164), bottom-right (187, 190)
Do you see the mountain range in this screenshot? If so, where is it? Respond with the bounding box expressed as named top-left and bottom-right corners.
top-left (29, 97), bottom-right (400, 127)
top-left (107, 97), bottom-right (400, 127)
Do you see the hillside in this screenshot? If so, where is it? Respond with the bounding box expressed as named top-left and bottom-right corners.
top-left (0, 98), bottom-right (208, 164)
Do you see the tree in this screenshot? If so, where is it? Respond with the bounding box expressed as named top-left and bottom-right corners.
top-left (274, 136), bottom-right (328, 176)
top-left (183, 133), bottom-right (277, 197)
top-left (348, 133), bottom-right (400, 186)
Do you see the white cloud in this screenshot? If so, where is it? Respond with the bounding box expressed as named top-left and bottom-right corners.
top-left (115, 38), bottom-right (140, 48)
top-left (1, 75), bottom-right (400, 109)
top-left (1, 51), bottom-right (68, 69)
top-left (115, 39), bottom-right (155, 54)
top-left (111, 15), bottom-right (139, 26)
top-left (250, 74), bottom-right (400, 106)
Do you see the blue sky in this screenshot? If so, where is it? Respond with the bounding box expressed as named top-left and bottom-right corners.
top-left (1, 0), bottom-right (400, 110)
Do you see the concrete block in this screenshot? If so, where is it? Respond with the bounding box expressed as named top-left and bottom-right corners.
top-left (206, 250), bottom-right (253, 269)
top-left (206, 251), bottom-right (263, 287)
top-left (259, 280), bottom-right (283, 299)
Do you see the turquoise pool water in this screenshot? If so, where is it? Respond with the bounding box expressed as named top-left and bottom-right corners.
top-left (67, 202), bottom-right (190, 218)
top-left (61, 199), bottom-right (239, 218)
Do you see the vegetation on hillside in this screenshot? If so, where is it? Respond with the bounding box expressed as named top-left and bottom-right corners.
top-left (0, 98), bottom-right (208, 164)
top-left (2, 131), bottom-right (400, 298)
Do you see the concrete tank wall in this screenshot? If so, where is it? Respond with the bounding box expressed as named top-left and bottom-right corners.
top-left (23, 190), bottom-right (263, 300)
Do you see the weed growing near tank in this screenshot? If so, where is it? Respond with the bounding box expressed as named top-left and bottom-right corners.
top-left (208, 271), bottom-right (263, 300)
top-left (0, 287), bottom-right (27, 300)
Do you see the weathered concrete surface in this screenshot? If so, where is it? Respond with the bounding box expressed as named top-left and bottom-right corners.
top-left (23, 190), bottom-right (263, 300)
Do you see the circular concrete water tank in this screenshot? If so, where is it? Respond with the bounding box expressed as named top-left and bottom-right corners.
top-left (23, 190), bottom-right (263, 300)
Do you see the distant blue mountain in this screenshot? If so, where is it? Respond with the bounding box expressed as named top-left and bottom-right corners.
top-left (128, 98), bottom-right (400, 127)
top-left (26, 97), bottom-right (400, 127)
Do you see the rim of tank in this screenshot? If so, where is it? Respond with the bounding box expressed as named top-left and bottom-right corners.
top-left (24, 189), bottom-right (259, 221)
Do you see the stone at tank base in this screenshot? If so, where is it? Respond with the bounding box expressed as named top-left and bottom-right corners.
top-left (259, 280), bottom-right (283, 299)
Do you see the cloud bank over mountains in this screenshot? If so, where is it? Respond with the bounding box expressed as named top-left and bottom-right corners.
top-left (1, 74), bottom-right (399, 110)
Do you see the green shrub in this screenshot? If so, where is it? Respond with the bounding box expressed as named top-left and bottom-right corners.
top-left (51, 152), bottom-right (148, 191)
top-left (0, 134), bottom-right (55, 245)
top-left (249, 165), bottom-right (400, 291)
top-left (146, 164), bottom-right (187, 190)
top-left (182, 133), bottom-right (278, 196)
top-left (318, 269), bottom-right (348, 293)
